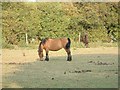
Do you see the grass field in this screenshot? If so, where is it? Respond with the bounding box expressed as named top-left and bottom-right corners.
top-left (2, 47), bottom-right (118, 88)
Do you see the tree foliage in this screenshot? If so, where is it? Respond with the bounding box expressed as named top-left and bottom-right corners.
top-left (2, 2), bottom-right (119, 46)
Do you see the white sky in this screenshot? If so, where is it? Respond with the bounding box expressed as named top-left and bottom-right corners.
top-left (26, 0), bottom-right (36, 2)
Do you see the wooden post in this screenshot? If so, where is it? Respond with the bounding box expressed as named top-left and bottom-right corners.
top-left (79, 32), bottom-right (81, 42)
top-left (25, 33), bottom-right (28, 45)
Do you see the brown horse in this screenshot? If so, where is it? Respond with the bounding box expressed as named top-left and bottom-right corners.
top-left (38, 38), bottom-right (72, 61)
top-left (80, 32), bottom-right (89, 48)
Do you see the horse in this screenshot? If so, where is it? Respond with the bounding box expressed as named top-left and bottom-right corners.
top-left (38, 38), bottom-right (72, 61)
top-left (80, 32), bottom-right (89, 48)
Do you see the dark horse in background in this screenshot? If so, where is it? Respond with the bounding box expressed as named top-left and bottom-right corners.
top-left (80, 32), bottom-right (89, 48)
top-left (38, 38), bottom-right (72, 61)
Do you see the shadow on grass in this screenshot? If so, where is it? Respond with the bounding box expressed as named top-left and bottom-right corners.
top-left (2, 54), bottom-right (118, 88)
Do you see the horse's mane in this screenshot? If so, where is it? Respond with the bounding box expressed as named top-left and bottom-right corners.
top-left (41, 38), bottom-right (49, 45)
top-left (38, 38), bottom-right (49, 51)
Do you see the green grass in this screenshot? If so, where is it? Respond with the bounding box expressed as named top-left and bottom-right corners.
top-left (2, 54), bottom-right (118, 88)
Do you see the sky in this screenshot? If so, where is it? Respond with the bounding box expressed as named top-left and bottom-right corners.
top-left (26, 0), bottom-right (36, 2)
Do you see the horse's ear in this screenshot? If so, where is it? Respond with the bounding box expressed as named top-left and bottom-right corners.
top-left (41, 38), bottom-right (44, 41)
top-left (39, 38), bottom-right (42, 41)
top-left (39, 38), bottom-right (44, 43)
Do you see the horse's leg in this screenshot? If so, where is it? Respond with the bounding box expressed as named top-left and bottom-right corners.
top-left (65, 49), bottom-right (72, 61)
top-left (45, 50), bottom-right (49, 61)
top-left (85, 43), bottom-right (88, 48)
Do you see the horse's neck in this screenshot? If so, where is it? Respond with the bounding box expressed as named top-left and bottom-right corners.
top-left (39, 46), bottom-right (43, 52)
top-left (38, 42), bottom-right (43, 51)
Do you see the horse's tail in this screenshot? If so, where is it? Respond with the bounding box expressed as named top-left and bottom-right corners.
top-left (66, 38), bottom-right (71, 49)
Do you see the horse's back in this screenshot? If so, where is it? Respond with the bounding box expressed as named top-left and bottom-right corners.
top-left (45, 38), bottom-right (69, 51)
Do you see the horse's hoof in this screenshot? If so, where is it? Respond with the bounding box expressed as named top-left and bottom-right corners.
top-left (38, 60), bottom-right (43, 61)
top-left (67, 57), bottom-right (72, 61)
top-left (69, 57), bottom-right (72, 61)
top-left (39, 59), bottom-right (44, 61)
top-left (67, 59), bottom-right (72, 61)
top-left (45, 58), bottom-right (49, 61)
top-left (37, 58), bottom-right (44, 61)
top-left (67, 59), bottom-right (71, 61)
top-left (45, 60), bottom-right (49, 61)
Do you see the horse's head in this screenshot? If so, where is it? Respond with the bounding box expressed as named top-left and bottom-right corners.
top-left (38, 42), bottom-right (44, 61)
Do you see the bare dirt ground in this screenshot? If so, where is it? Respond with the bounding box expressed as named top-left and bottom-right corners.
top-left (2, 47), bottom-right (118, 63)
top-left (1, 47), bottom-right (118, 88)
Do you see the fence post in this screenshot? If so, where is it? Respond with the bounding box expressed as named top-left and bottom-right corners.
top-left (25, 33), bottom-right (28, 45)
top-left (79, 32), bottom-right (81, 42)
